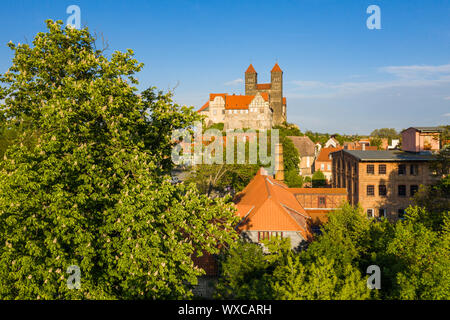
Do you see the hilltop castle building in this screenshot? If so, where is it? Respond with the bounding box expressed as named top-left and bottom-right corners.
top-left (197, 63), bottom-right (287, 130)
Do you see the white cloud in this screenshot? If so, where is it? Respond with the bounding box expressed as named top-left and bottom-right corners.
top-left (444, 113), bottom-right (450, 117)
top-left (288, 63), bottom-right (450, 99)
top-left (224, 78), bottom-right (244, 86)
top-left (380, 64), bottom-right (450, 79)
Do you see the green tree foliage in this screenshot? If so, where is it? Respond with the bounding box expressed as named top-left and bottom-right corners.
top-left (370, 128), bottom-right (399, 140)
top-left (0, 20), bottom-right (238, 299)
top-left (284, 169), bottom-right (304, 188)
top-left (185, 163), bottom-right (259, 196)
top-left (217, 202), bottom-right (450, 300)
top-left (215, 234), bottom-right (371, 300)
top-left (370, 137), bottom-right (383, 150)
top-left (312, 170), bottom-right (326, 187)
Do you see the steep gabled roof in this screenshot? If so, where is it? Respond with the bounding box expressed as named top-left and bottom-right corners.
top-left (287, 136), bottom-right (315, 157)
top-left (197, 101), bottom-right (209, 112)
top-left (271, 63), bottom-right (282, 73)
top-left (260, 92), bottom-right (269, 101)
top-left (245, 64), bottom-right (257, 74)
top-left (234, 169), bottom-right (311, 239)
top-left (316, 147), bottom-right (343, 162)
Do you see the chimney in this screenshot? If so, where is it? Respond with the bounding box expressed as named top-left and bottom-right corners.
top-left (362, 143), bottom-right (366, 151)
top-left (274, 143), bottom-right (284, 181)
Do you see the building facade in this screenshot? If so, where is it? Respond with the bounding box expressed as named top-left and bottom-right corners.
top-left (401, 127), bottom-right (442, 152)
top-left (287, 136), bottom-right (316, 176)
top-left (331, 150), bottom-right (438, 220)
top-left (234, 168), bottom-right (347, 250)
top-left (198, 63), bottom-right (287, 130)
top-left (314, 147), bottom-right (343, 183)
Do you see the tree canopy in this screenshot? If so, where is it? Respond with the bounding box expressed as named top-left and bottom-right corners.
top-left (0, 20), bottom-right (238, 299)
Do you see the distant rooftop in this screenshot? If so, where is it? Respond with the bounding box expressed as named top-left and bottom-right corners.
top-left (403, 126), bottom-right (444, 133)
top-left (335, 150), bottom-right (436, 162)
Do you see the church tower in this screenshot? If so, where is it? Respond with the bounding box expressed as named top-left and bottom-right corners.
top-left (245, 64), bottom-right (257, 95)
top-left (270, 63), bottom-right (284, 125)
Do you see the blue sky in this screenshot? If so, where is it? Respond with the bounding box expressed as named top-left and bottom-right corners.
top-left (1, 0), bottom-right (449, 134)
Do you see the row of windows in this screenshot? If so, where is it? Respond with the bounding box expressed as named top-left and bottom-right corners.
top-left (366, 164), bottom-right (386, 174)
top-left (366, 184), bottom-right (419, 197)
top-left (320, 163), bottom-right (332, 171)
top-left (366, 164), bottom-right (419, 175)
top-left (257, 231), bottom-right (284, 241)
top-left (367, 208), bottom-right (406, 219)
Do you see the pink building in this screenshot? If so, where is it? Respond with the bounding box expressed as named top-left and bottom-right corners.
top-left (401, 127), bottom-right (442, 152)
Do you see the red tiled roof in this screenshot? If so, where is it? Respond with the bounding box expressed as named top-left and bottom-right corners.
top-left (260, 92), bottom-right (269, 101)
top-left (316, 147), bottom-right (343, 162)
top-left (257, 83), bottom-right (271, 90)
top-left (271, 63), bottom-right (282, 73)
top-left (198, 92), bottom-right (268, 112)
top-left (197, 101), bottom-right (209, 112)
top-left (234, 169), bottom-right (312, 240)
top-left (245, 64), bottom-right (257, 74)
top-left (225, 95), bottom-right (255, 110)
top-left (210, 93), bottom-right (227, 101)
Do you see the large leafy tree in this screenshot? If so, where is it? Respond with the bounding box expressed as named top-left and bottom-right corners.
top-left (0, 20), bottom-right (238, 299)
top-left (215, 236), bottom-right (370, 300)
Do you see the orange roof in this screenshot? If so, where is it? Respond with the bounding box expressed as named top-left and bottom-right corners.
top-left (289, 188), bottom-right (347, 195)
top-left (257, 83), bottom-right (271, 90)
top-left (234, 169), bottom-right (312, 240)
top-left (198, 92), bottom-right (268, 112)
top-left (260, 92), bottom-right (269, 101)
top-left (225, 95), bottom-right (255, 110)
top-left (316, 147), bottom-right (343, 162)
top-left (210, 93), bottom-right (227, 101)
top-left (197, 101), bottom-right (209, 112)
top-left (245, 64), bottom-right (257, 74)
top-left (271, 63), bottom-right (282, 73)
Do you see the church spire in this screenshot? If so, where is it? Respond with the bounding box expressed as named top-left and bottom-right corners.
top-left (245, 64), bottom-right (257, 74)
top-left (271, 63), bottom-right (282, 73)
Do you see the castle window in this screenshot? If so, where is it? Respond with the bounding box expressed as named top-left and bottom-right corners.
top-left (378, 164), bottom-right (386, 175)
top-left (367, 209), bottom-right (374, 218)
top-left (398, 164), bottom-right (406, 175)
top-left (366, 165), bottom-right (374, 175)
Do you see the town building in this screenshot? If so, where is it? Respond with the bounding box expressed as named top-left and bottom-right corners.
top-left (287, 136), bottom-right (316, 176)
top-left (324, 137), bottom-right (340, 148)
top-left (234, 168), bottom-right (347, 249)
top-left (401, 127), bottom-right (443, 152)
top-left (331, 149), bottom-right (439, 220)
top-left (314, 147), bottom-right (343, 183)
top-left (197, 64), bottom-right (287, 130)
top-left (343, 141), bottom-right (378, 151)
